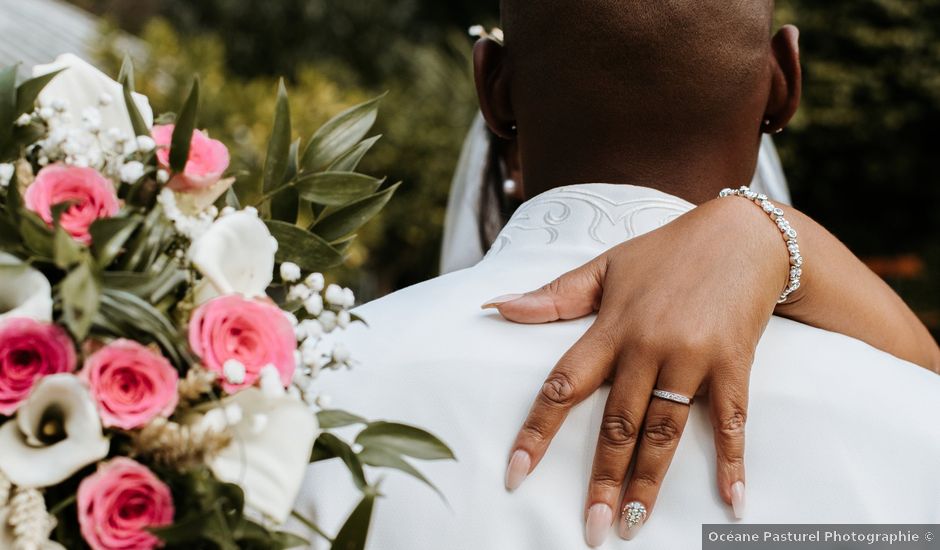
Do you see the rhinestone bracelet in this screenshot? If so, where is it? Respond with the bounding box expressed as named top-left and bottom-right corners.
top-left (718, 186), bottom-right (802, 303)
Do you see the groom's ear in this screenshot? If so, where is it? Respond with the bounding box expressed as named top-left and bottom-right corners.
top-left (473, 38), bottom-right (516, 139)
top-left (764, 24), bottom-right (802, 133)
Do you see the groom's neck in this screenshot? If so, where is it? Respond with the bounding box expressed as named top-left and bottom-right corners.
top-left (519, 130), bottom-right (762, 206)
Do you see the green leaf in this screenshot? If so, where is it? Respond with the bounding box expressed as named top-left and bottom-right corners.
top-left (223, 185), bottom-right (241, 209)
top-left (15, 69), bottom-right (63, 116)
top-left (302, 93), bottom-right (385, 172)
top-left (101, 264), bottom-right (185, 304)
top-left (312, 432), bottom-right (367, 490)
top-left (60, 258), bottom-right (101, 340)
top-left (283, 138), bottom-right (301, 184)
top-left (95, 288), bottom-right (192, 368)
top-left (117, 54), bottom-right (136, 91)
top-left (118, 56), bottom-right (150, 138)
top-left (330, 492), bottom-right (375, 550)
top-left (357, 446), bottom-right (445, 501)
top-left (328, 135), bottom-right (381, 172)
top-left (264, 79), bottom-right (292, 196)
top-left (270, 138), bottom-right (301, 222)
top-left (264, 220), bottom-right (344, 271)
top-left (312, 182), bottom-right (399, 242)
top-left (117, 206), bottom-right (172, 272)
top-left (53, 227), bottom-right (83, 269)
top-left (317, 409), bottom-right (368, 429)
top-left (89, 215), bottom-right (143, 268)
top-left (169, 76), bottom-right (200, 172)
top-left (151, 508), bottom-right (239, 550)
top-left (355, 421), bottom-right (455, 461)
top-left (0, 64), bottom-right (19, 153)
top-left (18, 211), bottom-right (54, 259)
top-left (0, 216), bottom-right (19, 249)
top-left (295, 172), bottom-right (382, 206)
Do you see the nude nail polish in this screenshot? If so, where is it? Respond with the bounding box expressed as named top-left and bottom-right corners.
top-left (731, 481), bottom-right (746, 519)
top-left (481, 293), bottom-right (524, 309)
top-left (504, 449), bottom-right (531, 491)
top-left (619, 501), bottom-right (647, 540)
top-left (585, 503), bottom-right (613, 547)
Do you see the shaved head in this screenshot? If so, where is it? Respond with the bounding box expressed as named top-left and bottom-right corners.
top-left (501, 0), bottom-right (774, 128)
top-left (475, 0), bottom-right (798, 202)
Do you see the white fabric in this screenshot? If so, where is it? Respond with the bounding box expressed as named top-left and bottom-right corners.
top-left (439, 115), bottom-right (792, 274)
top-left (295, 184), bottom-right (940, 549)
top-left (440, 114), bottom-right (490, 275)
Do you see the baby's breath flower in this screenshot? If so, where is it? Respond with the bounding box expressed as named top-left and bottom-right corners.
top-left (0, 163), bottom-right (14, 188)
top-left (319, 310), bottom-right (337, 332)
top-left (324, 284), bottom-right (344, 305)
top-left (137, 135), bottom-right (156, 153)
top-left (279, 262), bottom-right (301, 282)
top-left (303, 293), bottom-right (324, 316)
top-left (287, 284), bottom-right (312, 302)
top-left (337, 309), bottom-right (351, 329)
top-left (223, 359), bottom-right (246, 385)
top-left (305, 272), bottom-right (325, 292)
top-left (119, 160), bottom-right (145, 183)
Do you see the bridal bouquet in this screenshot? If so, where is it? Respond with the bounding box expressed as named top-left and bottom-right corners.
top-left (0, 55), bottom-right (451, 549)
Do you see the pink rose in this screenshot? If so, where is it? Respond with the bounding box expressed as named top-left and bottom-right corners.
top-left (188, 295), bottom-right (295, 393)
top-left (81, 339), bottom-right (179, 430)
top-left (153, 124), bottom-right (230, 191)
top-left (24, 164), bottom-right (119, 244)
top-left (0, 317), bottom-right (76, 414)
top-left (78, 457), bottom-right (174, 550)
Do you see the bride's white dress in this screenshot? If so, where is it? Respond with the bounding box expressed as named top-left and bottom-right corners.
top-left (293, 183), bottom-right (940, 549)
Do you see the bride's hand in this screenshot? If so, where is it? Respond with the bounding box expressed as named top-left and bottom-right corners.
top-left (483, 196), bottom-right (791, 545)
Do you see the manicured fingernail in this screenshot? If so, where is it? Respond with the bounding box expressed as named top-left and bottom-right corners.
top-left (619, 501), bottom-right (647, 540)
top-left (731, 481), bottom-right (746, 519)
top-left (481, 293), bottom-right (524, 309)
top-left (585, 503), bottom-right (612, 547)
top-left (505, 449), bottom-right (530, 491)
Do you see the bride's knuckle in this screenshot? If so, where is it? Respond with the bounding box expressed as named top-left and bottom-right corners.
top-left (544, 277), bottom-right (565, 296)
top-left (717, 409), bottom-right (747, 437)
top-left (643, 415), bottom-right (682, 447)
top-left (600, 413), bottom-right (640, 446)
top-left (539, 371), bottom-right (578, 407)
top-left (632, 471), bottom-right (660, 490)
top-left (591, 471), bottom-right (623, 489)
top-left (521, 421), bottom-right (549, 442)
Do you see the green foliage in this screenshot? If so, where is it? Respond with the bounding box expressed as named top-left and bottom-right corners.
top-left (169, 76), bottom-right (200, 172)
top-left (152, 467), bottom-right (308, 550)
top-left (775, 0), bottom-right (940, 330)
top-left (96, 20), bottom-right (476, 298)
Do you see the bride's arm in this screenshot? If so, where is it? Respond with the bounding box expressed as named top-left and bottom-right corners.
top-left (482, 194), bottom-right (938, 544)
top-left (774, 207), bottom-right (940, 372)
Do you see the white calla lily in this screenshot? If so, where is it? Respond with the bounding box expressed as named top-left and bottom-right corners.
top-left (188, 211), bottom-right (277, 304)
top-left (0, 374), bottom-right (110, 488)
top-left (0, 253), bottom-right (52, 322)
top-left (32, 53), bottom-right (154, 136)
top-left (203, 388), bottom-right (319, 524)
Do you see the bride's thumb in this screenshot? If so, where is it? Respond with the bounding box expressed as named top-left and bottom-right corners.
top-left (481, 257), bottom-right (607, 324)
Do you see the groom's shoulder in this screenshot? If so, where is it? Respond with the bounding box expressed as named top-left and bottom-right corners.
top-left (353, 266), bottom-right (484, 325)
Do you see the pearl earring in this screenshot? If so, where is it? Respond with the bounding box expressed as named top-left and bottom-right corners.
top-left (502, 178), bottom-right (518, 196)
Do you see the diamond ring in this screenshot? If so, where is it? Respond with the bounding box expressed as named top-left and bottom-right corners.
top-left (651, 389), bottom-right (693, 406)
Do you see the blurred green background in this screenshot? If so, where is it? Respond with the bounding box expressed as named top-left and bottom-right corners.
top-left (64, 0), bottom-right (940, 336)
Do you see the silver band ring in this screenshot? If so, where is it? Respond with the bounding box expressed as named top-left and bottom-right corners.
top-left (652, 389), bottom-right (693, 406)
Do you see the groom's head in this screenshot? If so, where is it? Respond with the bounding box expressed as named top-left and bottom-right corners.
top-left (474, 0), bottom-right (801, 203)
